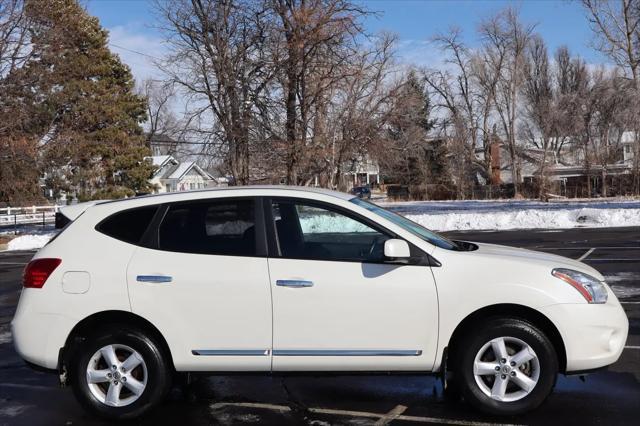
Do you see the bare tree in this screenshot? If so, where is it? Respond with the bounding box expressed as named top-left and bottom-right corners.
top-left (423, 28), bottom-right (479, 198)
top-left (0, 0), bottom-right (29, 79)
top-left (583, 0), bottom-right (640, 85)
top-left (156, 0), bottom-right (275, 185)
top-left (473, 24), bottom-right (507, 184)
top-left (140, 79), bottom-right (179, 141)
top-left (583, 0), bottom-right (640, 195)
top-left (480, 8), bottom-right (535, 197)
top-left (326, 33), bottom-right (397, 189)
top-left (554, 46), bottom-right (589, 159)
top-left (270, 0), bottom-right (369, 184)
top-left (521, 35), bottom-right (556, 199)
top-left (589, 71), bottom-right (631, 196)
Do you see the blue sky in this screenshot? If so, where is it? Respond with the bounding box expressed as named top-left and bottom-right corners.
top-left (85, 0), bottom-right (605, 83)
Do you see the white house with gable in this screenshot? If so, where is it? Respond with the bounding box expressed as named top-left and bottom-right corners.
top-left (148, 155), bottom-right (217, 193)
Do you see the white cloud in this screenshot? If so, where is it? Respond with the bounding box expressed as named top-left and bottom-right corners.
top-left (106, 24), bottom-right (167, 83)
top-left (395, 39), bottom-right (448, 70)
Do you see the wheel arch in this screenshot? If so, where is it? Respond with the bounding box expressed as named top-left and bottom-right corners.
top-left (445, 303), bottom-right (567, 373)
top-left (62, 310), bottom-right (175, 372)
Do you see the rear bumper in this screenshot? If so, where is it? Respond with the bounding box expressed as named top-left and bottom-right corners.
top-left (540, 300), bottom-right (629, 373)
top-left (11, 291), bottom-right (74, 370)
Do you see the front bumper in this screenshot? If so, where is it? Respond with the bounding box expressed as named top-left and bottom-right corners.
top-left (540, 299), bottom-right (629, 373)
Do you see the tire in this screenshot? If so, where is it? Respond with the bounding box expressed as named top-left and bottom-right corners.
top-left (454, 317), bottom-right (558, 416)
top-left (68, 325), bottom-right (172, 420)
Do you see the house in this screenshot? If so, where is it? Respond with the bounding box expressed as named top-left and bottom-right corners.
top-left (148, 155), bottom-right (217, 193)
top-left (622, 131), bottom-right (636, 164)
top-left (341, 155), bottom-right (381, 189)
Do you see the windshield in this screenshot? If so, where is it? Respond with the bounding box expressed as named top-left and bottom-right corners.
top-left (350, 198), bottom-right (458, 250)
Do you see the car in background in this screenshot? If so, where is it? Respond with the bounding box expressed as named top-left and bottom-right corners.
top-left (350, 186), bottom-right (371, 199)
top-left (11, 186), bottom-right (628, 419)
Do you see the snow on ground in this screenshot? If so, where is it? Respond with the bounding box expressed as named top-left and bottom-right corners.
top-left (2, 199), bottom-right (640, 251)
top-left (382, 199), bottom-right (640, 231)
top-left (6, 231), bottom-right (57, 251)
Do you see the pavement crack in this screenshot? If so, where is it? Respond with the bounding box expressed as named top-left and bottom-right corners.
top-left (280, 377), bottom-right (309, 418)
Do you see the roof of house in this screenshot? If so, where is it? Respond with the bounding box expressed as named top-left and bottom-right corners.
top-left (168, 162), bottom-right (197, 179)
top-left (149, 155), bottom-right (173, 167)
top-left (152, 159), bottom-right (214, 181)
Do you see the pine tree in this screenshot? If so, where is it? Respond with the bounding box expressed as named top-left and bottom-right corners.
top-left (16, 0), bottom-right (154, 200)
top-left (383, 70), bottom-right (449, 194)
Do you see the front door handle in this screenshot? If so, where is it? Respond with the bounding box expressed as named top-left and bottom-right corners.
top-left (276, 279), bottom-right (314, 288)
top-left (136, 275), bottom-right (173, 283)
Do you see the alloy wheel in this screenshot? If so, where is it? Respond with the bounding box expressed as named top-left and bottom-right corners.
top-left (85, 344), bottom-right (148, 407)
top-left (472, 336), bottom-right (540, 402)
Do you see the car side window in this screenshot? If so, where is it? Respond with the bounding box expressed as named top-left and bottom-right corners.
top-left (96, 206), bottom-right (158, 245)
top-left (272, 200), bottom-right (390, 263)
top-left (158, 199), bottom-right (256, 256)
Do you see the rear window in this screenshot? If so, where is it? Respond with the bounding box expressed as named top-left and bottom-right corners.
top-left (96, 206), bottom-right (158, 244)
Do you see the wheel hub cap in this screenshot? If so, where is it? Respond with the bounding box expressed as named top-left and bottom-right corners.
top-left (86, 344), bottom-right (148, 407)
top-left (473, 336), bottom-right (540, 402)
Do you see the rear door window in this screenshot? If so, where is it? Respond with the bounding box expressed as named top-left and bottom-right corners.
top-left (158, 199), bottom-right (256, 256)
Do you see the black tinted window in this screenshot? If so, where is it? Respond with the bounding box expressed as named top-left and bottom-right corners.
top-left (97, 206), bottom-right (158, 244)
top-left (272, 200), bottom-right (390, 262)
top-left (159, 199), bottom-right (256, 256)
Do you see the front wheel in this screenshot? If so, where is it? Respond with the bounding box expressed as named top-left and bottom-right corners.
top-left (454, 318), bottom-right (559, 415)
top-left (68, 325), bottom-right (172, 420)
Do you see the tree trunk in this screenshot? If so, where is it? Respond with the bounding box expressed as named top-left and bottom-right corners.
top-left (285, 63), bottom-right (297, 185)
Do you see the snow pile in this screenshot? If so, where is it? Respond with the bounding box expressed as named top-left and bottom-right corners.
top-left (6, 232), bottom-right (56, 251)
top-left (205, 220), bottom-right (253, 236)
top-left (384, 199), bottom-right (640, 231)
top-left (300, 213), bottom-right (371, 233)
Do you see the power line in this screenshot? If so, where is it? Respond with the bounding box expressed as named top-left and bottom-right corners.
top-left (109, 42), bottom-right (162, 62)
top-left (151, 141), bottom-right (215, 146)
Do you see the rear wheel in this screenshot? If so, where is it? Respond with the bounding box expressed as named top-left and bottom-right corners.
top-left (454, 318), bottom-right (558, 415)
top-left (68, 325), bottom-right (171, 419)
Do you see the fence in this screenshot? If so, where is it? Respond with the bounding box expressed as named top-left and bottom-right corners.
top-left (0, 205), bottom-right (60, 234)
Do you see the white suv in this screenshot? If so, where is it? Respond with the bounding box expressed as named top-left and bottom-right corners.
top-left (12, 186), bottom-right (628, 419)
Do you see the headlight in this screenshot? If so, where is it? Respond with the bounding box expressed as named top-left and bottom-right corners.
top-left (552, 268), bottom-right (608, 304)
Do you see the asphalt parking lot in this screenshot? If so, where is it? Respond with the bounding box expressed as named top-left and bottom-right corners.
top-left (0, 227), bottom-right (638, 425)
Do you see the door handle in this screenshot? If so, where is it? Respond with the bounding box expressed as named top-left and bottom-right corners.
top-left (276, 279), bottom-right (314, 288)
top-left (136, 275), bottom-right (173, 283)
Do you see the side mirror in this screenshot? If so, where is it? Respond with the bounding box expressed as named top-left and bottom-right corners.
top-left (384, 239), bottom-right (410, 259)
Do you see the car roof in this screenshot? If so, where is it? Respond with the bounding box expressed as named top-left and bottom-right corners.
top-left (123, 185), bottom-right (355, 202)
top-left (61, 186), bottom-right (355, 220)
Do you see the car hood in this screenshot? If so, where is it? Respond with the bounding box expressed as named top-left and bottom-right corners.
top-left (471, 242), bottom-right (604, 281)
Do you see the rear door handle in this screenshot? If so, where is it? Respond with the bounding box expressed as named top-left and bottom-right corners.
top-left (276, 279), bottom-right (314, 288)
top-left (136, 275), bottom-right (173, 283)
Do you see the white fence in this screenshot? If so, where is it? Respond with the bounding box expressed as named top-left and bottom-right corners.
top-left (0, 205), bottom-right (60, 228)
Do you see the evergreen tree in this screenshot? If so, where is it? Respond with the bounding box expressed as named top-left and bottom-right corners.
top-left (16, 0), bottom-right (153, 200)
top-left (382, 70), bottom-right (449, 196)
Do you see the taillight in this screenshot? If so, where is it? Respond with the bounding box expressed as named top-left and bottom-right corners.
top-left (23, 258), bottom-right (62, 288)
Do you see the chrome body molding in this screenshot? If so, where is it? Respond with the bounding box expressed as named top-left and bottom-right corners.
top-left (136, 275), bottom-right (173, 283)
top-left (191, 349), bottom-right (270, 356)
top-left (272, 350), bottom-right (423, 356)
top-left (190, 349), bottom-right (423, 356)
